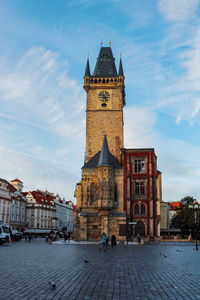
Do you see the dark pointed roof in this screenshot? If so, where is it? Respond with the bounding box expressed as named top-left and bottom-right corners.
top-left (93, 47), bottom-right (117, 77)
top-left (82, 134), bottom-right (122, 169)
top-left (118, 58), bottom-right (124, 76)
top-left (84, 59), bottom-right (91, 76)
top-left (97, 134), bottom-right (112, 167)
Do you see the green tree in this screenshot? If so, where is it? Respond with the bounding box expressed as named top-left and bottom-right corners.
top-left (170, 196), bottom-right (200, 237)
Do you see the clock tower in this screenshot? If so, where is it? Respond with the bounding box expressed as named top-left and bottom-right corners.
top-left (84, 46), bottom-right (125, 162)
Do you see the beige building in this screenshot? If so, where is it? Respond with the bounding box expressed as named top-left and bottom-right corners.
top-left (74, 45), bottom-right (161, 241)
top-left (160, 202), bottom-right (170, 230)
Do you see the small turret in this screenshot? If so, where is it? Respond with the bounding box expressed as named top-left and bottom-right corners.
top-left (118, 57), bottom-right (124, 76)
top-left (84, 58), bottom-right (91, 77)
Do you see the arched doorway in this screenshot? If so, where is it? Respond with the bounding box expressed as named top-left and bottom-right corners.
top-left (135, 221), bottom-right (145, 236)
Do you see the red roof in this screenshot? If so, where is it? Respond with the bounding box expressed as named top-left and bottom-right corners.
top-left (0, 178), bottom-right (17, 193)
top-left (29, 190), bottom-right (55, 206)
top-left (11, 178), bottom-right (23, 183)
top-left (170, 202), bottom-right (181, 210)
top-left (72, 203), bottom-right (77, 210)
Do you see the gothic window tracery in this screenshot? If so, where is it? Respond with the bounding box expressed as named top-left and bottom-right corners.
top-left (134, 204), bottom-right (139, 215)
top-left (90, 183), bottom-right (96, 205)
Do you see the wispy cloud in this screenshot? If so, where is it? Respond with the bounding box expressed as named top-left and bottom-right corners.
top-left (0, 46), bottom-right (85, 199)
top-left (158, 0), bottom-right (200, 22)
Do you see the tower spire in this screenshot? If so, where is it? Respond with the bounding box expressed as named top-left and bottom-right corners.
top-left (84, 58), bottom-right (91, 77)
top-left (97, 133), bottom-right (112, 167)
top-left (118, 56), bottom-right (124, 76)
top-left (93, 46), bottom-right (117, 77)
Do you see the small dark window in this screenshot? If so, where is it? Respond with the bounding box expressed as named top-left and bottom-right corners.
top-left (100, 54), bottom-right (110, 61)
top-left (134, 204), bottom-right (139, 215)
top-left (114, 184), bottom-right (118, 204)
top-left (102, 103), bottom-right (107, 107)
top-left (141, 204), bottom-right (146, 215)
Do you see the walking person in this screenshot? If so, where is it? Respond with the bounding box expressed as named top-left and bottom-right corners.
top-left (101, 232), bottom-right (107, 252)
top-left (67, 232), bottom-right (71, 244)
top-left (137, 233), bottom-right (141, 247)
top-left (64, 233), bottom-right (67, 244)
top-left (111, 234), bottom-right (117, 248)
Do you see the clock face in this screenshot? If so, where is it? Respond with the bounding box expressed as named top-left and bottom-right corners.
top-left (98, 91), bottom-right (110, 103)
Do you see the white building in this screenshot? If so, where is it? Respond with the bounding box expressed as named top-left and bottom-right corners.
top-left (55, 196), bottom-right (74, 232)
top-left (0, 179), bottom-right (12, 224)
top-left (10, 179), bottom-right (26, 230)
top-left (24, 190), bottom-right (57, 232)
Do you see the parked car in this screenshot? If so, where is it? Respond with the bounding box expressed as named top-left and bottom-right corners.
top-left (0, 222), bottom-right (11, 244)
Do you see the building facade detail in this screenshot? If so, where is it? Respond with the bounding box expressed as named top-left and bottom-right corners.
top-left (24, 190), bottom-right (57, 231)
top-left (74, 45), bottom-right (162, 241)
top-left (0, 179), bottom-right (12, 224)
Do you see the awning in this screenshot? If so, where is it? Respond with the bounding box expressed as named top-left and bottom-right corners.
top-left (24, 229), bottom-right (52, 234)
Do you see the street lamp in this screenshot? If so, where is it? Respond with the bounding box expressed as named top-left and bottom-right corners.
top-left (189, 201), bottom-right (200, 250)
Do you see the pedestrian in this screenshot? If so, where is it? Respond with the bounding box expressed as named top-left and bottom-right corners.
top-left (111, 234), bottom-right (117, 248)
top-left (28, 234), bottom-right (32, 242)
top-left (106, 236), bottom-right (109, 249)
top-left (101, 232), bottom-right (107, 252)
top-left (137, 233), bottom-right (141, 246)
top-left (25, 234), bottom-right (27, 242)
top-left (67, 232), bottom-right (71, 244)
top-left (64, 233), bottom-right (67, 244)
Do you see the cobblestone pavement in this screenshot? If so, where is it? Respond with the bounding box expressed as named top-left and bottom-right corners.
top-left (0, 239), bottom-right (200, 300)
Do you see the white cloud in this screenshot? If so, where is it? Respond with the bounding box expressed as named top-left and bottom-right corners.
top-left (0, 47), bottom-right (86, 201)
top-left (124, 106), bottom-right (157, 148)
top-left (0, 146), bottom-right (77, 201)
top-left (158, 0), bottom-right (200, 22)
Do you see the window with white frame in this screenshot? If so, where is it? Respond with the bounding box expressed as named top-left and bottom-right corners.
top-left (133, 158), bottom-right (146, 174)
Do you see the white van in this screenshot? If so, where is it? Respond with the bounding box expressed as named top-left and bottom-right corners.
top-left (0, 222), bottom-right (11, 244)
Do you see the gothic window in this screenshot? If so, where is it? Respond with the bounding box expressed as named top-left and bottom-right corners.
top-left (134, 204), bottom-right (139, 215)
top-left (100, 54), bottom-right (110, 61)
top-left (90, 183), bottom-right (96, 205)
top-left (141, 204), bottom-right (146, 215)
top-left (135, 181), bottom-right (145, 196)
top-left (102, 178), bottom-right (106, 196)
top-left (114, 184), bottom-right (118, 204)
top-left (133, 158), bottom-right (146, 174)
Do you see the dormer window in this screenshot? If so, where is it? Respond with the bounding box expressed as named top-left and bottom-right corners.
top-left (109, 69), bottom-right (113, 75)
top-left (100, 54), bottom-right (110, 62)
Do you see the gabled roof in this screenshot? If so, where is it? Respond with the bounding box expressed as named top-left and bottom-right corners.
top-left (97, 134), bottom-right (113, 167)
top-left (82, 134), bottom-right (122, 169)
top-left (27, 190), bottom-right (56, 206)
top-left (93, 47), bottom-right (117, 77)
top-left (10, 178), bottom-right (23, 183)
top-left (84, 58), bottom-right (91, 76)
top-left (0, 178), bottom-right (17, 193)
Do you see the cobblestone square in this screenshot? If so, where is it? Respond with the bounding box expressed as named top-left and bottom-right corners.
top-left (0, 239), bottom-right (200, 300)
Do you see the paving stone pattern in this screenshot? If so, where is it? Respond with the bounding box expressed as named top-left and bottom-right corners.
top-left (0, 239), bottom-right (200, 300)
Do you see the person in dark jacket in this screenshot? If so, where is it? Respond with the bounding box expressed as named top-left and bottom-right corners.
top-left (111, 235), bottom-right (117, 248)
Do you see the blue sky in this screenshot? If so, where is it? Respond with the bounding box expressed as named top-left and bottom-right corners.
top-left (0, 0), bottom-right (200, 202)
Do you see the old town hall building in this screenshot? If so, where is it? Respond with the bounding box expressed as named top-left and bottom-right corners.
top-left (73, 45), bottom-right (161, 241)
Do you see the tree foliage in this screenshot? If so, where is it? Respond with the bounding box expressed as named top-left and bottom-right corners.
top-left (170, 196), bottom-right (200, 237)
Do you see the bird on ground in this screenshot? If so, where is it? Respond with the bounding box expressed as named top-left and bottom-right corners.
top-left (84, 259), bottom-right (89, 263)
top-left (48, 281), bottom-right (56, 289)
